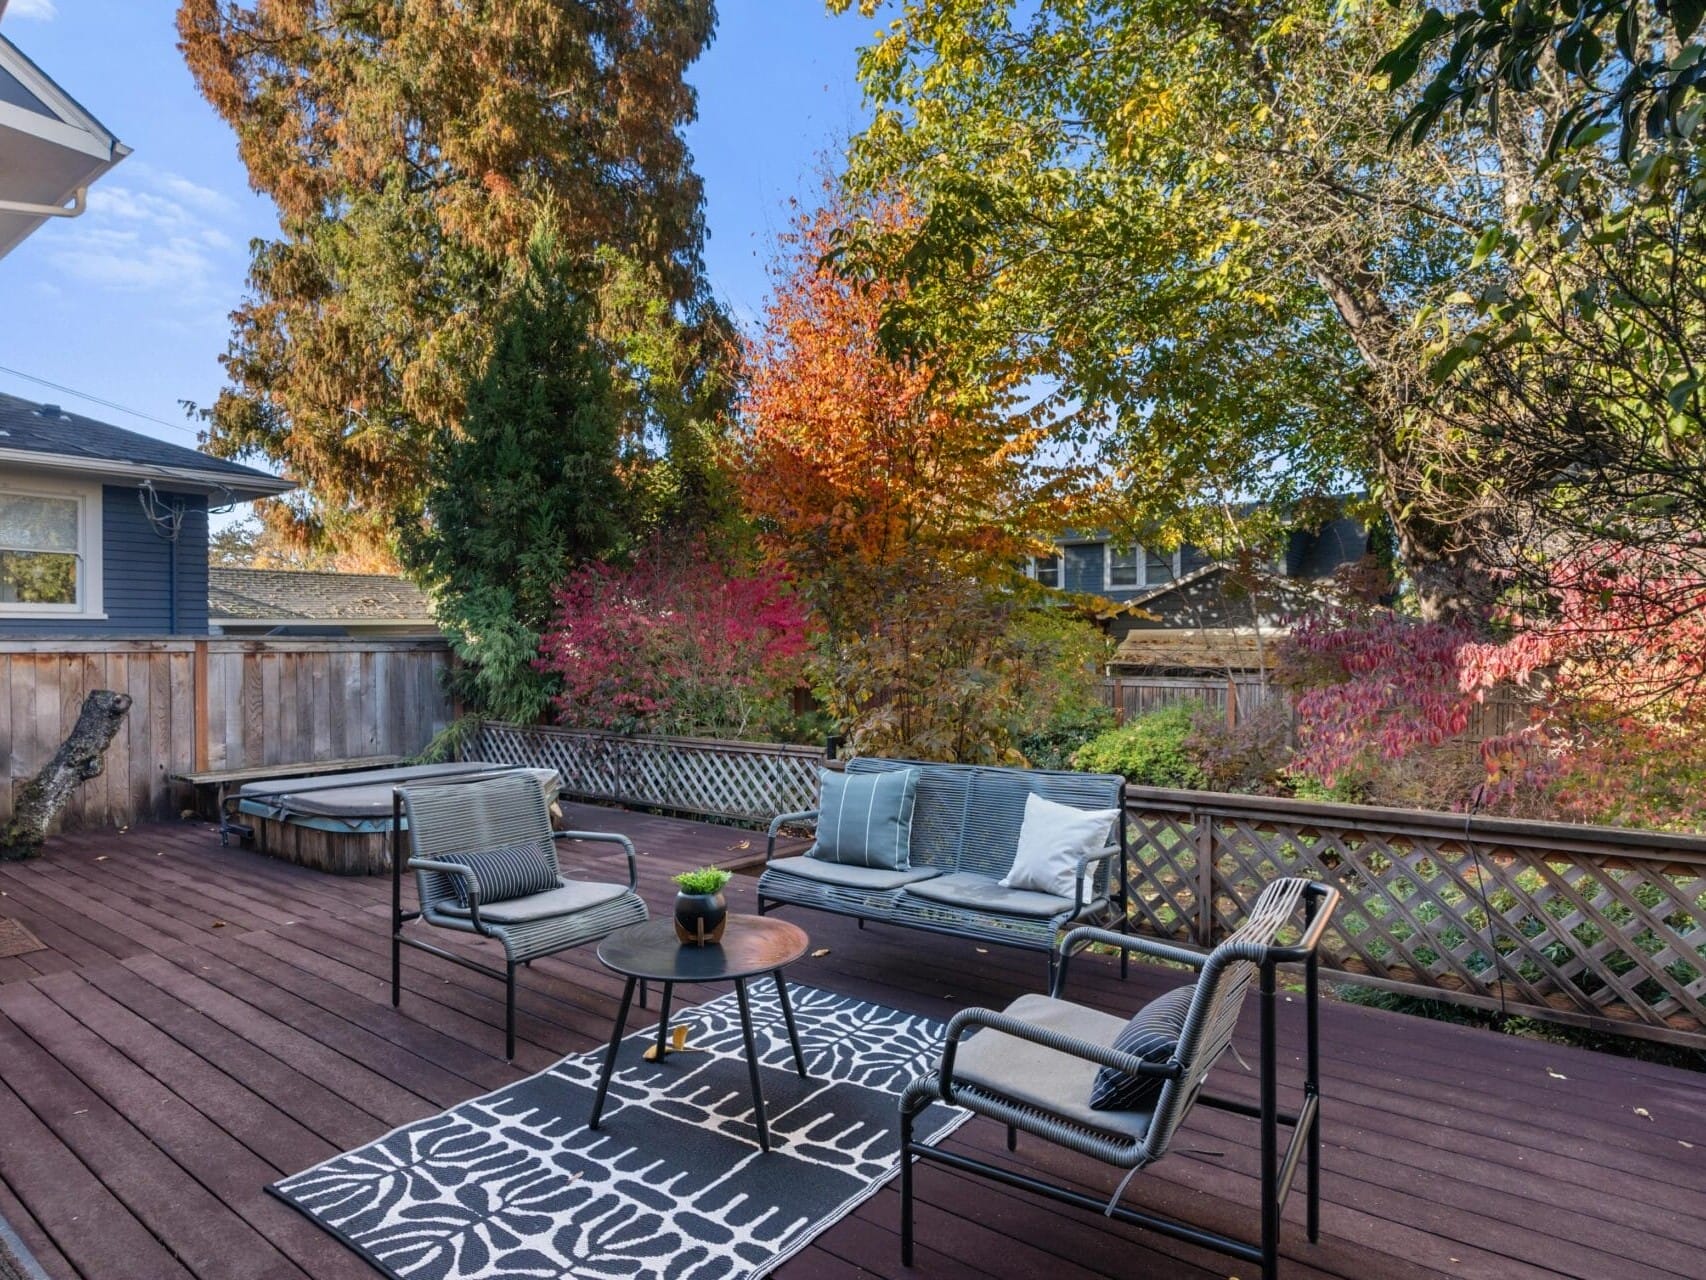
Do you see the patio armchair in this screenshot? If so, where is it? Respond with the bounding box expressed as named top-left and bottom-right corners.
top-left (389, 771), bottom-right (649, 1059)
top-left (898, 876), bottom-right (1340, 1280)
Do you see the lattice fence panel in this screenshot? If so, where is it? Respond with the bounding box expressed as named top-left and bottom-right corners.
top-left (1127, 795), bottom-right (1706, 1047)
top-left (475, 723), bottom-right (823, 823)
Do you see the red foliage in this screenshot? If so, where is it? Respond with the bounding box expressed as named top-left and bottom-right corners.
top-left (536, 541), bottom-right (812, 738)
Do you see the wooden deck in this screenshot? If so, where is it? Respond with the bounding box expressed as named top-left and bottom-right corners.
top-left (0, 808), bottom-right (1698, 1280)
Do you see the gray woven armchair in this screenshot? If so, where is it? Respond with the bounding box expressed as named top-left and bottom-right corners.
top-left (899, 876), bottom-right (1340, 1280)
top-left (389, 771), bottom-right (648, 1058)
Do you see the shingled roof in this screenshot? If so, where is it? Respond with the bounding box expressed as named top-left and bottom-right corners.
top-left (208, 567), bottom-right (435, 627)
top-left (0, 393), bottom-right (291, 499)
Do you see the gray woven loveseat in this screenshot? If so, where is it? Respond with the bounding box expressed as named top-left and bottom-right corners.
top-left (756, 757), bottom-right (1128, 983)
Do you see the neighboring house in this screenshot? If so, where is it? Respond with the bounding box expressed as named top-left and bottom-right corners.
top-left (1026, 515), bottom-right (1371, 671)
top-left (0, 394), bottom-right (292, 635)
top-left (0, 23), bottom-right (129, 260)
top-left (209, 567), bottom-right (438, 638)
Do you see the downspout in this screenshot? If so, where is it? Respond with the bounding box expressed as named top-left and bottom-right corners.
top-left (0, 188), bottom-right (90, 219)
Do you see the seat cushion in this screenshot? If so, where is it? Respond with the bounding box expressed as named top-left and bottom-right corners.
top-left (814, 766), bottom-right (921, 870)
top-left (1090, 985), bottom-right (1194, 1111)
top-left (903, 871), bottom-right (1087, 919)
top-left (438, 839), bottom-right (559, 906)
top-left (766, 856), bottom-right (941, 892)
top-left (438, 878), bottom-right (628, 924)
top-left (954, 993), bottom-right (1153, 1143)
top-left (1000, 792), bottom-right (1120, 898)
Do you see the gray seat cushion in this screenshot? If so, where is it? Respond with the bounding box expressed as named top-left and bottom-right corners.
top-left (902, 871), bottom-right (1085, 919)
top-left (438, 878), bottom-right (629, 924)
top-left (766, 855), bottom-right (941, 893)
top-left (954, 993), bottom-right (1154, 1143)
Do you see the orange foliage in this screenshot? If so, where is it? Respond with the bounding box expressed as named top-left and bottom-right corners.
top-left (736, 197), bottom-right (1052, 631)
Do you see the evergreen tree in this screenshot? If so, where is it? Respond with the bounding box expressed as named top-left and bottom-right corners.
top-left (403, 237), bottom-right (627, 721)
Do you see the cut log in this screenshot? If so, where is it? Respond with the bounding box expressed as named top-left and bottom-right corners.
top-left (0, 689), bottom-right (133, 861)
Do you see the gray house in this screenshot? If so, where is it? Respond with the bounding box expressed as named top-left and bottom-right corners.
top-left (0, 393), bottom-right (292, 635)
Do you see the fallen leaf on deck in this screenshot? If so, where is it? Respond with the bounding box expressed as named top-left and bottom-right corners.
top-left (730, 840), bottom-right (751, 850)
top-left (1545, 1068), bottom-right (1567, 1079)
top-left (811, 948), bottom-right (830, 957)
top-left (211, 921), bottom-right (227, 929)
top-left (1680, 1140), bottom-right (1695, 1149)
top-left (94, 855), bottom-right (109, 862)
top-left (673, 1025), bottom-right (689, 1050)
top-left (974, 947), bottom-right (988, 954)
top-left (1634, 1107), bottom-right (1652, 1120)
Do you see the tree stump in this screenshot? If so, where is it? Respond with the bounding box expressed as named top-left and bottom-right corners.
top-left (0, 689), bottom-right (133, 861)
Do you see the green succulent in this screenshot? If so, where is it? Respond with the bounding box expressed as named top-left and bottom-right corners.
top-left (673, 866), bottom-right (732, 895)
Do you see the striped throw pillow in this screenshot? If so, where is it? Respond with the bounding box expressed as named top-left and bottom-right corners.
top-left (1089, 985), bottom-right (1194, 1112)
top-left (812, 767), bottom-right (920, 871)
top-left (439, 840), bottom-right (559, 907)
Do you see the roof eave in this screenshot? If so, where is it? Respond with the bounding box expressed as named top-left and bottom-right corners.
top-left (0, 446), bottom-right (295, 500)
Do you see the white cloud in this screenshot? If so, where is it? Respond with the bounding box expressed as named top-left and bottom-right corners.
top-left (6, 0), bottom-right (58, 21)
top-left (46, 165), bottom-right (244, 303)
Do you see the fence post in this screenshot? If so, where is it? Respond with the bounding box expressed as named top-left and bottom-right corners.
top-left (1195, 811), bottom-right (1216, 947)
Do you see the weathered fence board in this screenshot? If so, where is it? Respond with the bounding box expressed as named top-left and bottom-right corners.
top-left (476, 721), bottom-right (824, 823)
top-left (0, 638), bottom-right (454, 831)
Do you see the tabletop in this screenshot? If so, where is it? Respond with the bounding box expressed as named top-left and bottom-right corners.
top-left (596, 914), bottom-right (809, 983)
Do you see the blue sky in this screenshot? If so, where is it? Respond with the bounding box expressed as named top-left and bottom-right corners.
top-left (0, 0), bottom-right (876, 463)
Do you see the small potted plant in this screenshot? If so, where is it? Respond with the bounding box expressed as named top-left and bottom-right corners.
top-left (672, 866), bottom-right (731, 946)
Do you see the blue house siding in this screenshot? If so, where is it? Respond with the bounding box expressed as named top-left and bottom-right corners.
top-left (1063, 543), bottom-right (1104, 595)
top-left (0, 484), bottom-right (209, 636)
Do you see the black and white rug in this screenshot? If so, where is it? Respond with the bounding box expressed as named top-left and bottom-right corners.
top-left (271, 985), bottom-right (966, 1279)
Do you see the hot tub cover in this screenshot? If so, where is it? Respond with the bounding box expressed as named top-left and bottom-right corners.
top-left (238, 762), bottom-right (559, 821)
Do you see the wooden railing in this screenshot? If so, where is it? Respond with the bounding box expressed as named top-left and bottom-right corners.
top-left (476, 721), bottom-right (825, 823)
top-left (1124, 785), bottom-right (1706, 1049)
top-left (0, 637), bottom-right (455, 831)
top-left (477, 725), bottom-right (1706, 1047)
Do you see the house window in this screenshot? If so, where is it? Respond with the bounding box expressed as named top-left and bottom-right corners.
top-left (1147, 546), bottom-right (1176, 583)
top-left (0, 481), bottom-right (102, 617)
top-left (1106, 544), bottom-right (1141, 588)
top-left (1031, 552), bottom-right (1062, 588)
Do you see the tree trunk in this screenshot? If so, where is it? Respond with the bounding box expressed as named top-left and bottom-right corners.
top-left (0, 689), bottom-right (133, 861)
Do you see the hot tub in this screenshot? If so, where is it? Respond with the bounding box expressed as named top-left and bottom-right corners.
top-left (234, 762), bottom-right (561, 875)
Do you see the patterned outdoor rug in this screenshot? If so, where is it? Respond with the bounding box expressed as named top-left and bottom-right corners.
top-left (270, 985), bottom-right (966, 1279)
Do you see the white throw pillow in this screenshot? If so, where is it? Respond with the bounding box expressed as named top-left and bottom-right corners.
top-left (1000, 792), bottom-right (1121, 900)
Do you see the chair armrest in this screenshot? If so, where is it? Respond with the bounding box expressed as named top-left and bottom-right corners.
top-left (765, 810), bottom-right (819, 862)
top-left (553, 830), bottom-right (638, 890)
top-left (1053, 926), bottom-right (1207, 997)
top-left (1068, 843), bottom-right (1123, 916)
top-left (937, 1007), bottom-right (1181, 1096)
top-left (406, 858), bottom-right (488, 934)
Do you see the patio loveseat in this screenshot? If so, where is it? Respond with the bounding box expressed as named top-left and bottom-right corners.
top-left (756, 757), bottom-right (1128, 984)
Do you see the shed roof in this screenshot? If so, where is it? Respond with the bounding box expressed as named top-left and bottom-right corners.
top-left (208, 567), bottom-right (435, 626)
top-left (0, 392), bottom-right (292, 499)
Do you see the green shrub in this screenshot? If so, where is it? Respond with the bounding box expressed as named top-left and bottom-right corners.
top-left (1018, 703), bottom-right (1117, 770)
top-left (1072, 702), bottom-right (1207, 788)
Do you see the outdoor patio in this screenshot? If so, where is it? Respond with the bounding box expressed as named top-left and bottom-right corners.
top-left (0, 805), bottom-right (1697, 1280)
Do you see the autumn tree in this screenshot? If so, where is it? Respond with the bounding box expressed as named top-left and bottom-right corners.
top-left (400, 233), bottom-right (627, 722)
top-left (736, 197), bottom-right (1075, 760)
top-left (830, 0), bottom-right (1565, 621)
top-left (179, 0), bottom-right (731, 556)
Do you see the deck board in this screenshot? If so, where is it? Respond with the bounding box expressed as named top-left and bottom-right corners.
top-left (0, 809), bottom-right (1698, 1280)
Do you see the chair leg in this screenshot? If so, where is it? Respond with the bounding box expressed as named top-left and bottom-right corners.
top-left (505, 961), bottom-right (517, 1061)
top-left (1006, 1124), bottom-right (1017, 1152)
top-left (1260, 962), bottom-right (1279, 1280)
top-left (900, 1098), bottom-right (917, 1267)
top-left (390, 932), bottom-right (401, 1008)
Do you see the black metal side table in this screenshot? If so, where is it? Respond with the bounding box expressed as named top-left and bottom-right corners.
top-left (588, 914), bottom-right (810, 1152)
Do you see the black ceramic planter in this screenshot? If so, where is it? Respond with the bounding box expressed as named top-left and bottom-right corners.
top-left (673, 890), bottom-right (728, 946)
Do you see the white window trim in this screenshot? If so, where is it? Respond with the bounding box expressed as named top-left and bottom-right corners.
top-left (0, 477), bottom-right (105, 619)
top-left (1029, 550), bottom-right (1063, 588)
top-left (1104, 542), bottom-right (1183, 590)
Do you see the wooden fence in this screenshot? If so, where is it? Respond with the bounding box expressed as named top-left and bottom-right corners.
top-left (0, 638), bottom-right (455, 831)
top-left (1100, 674), bottom-right (1532, 739)
top-left (479, 725), bottom-right (1706, 1047)
top-left (1124, 785), bottom-right (1706, 1049)
top-left (476, 721), bottom-right (824, 824)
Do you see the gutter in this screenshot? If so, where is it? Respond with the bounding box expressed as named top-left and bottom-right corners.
top-left (0, 446), bottom-right (294, 499)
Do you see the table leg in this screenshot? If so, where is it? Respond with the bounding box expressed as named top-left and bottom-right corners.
top-left (774, 970), bottom-right (808, 1078)
top-left (653, 981), bottom-right (675, 1061)
top-left (734, 977), bottom-right (770, 1153)
top-left (589, 976), bottom-right (637, 1130)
